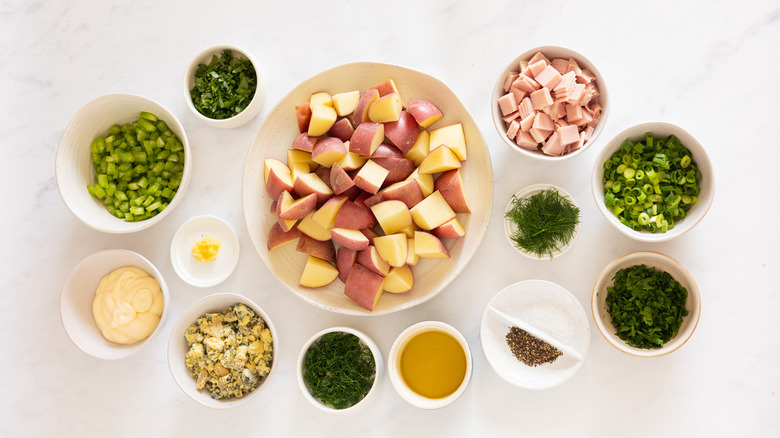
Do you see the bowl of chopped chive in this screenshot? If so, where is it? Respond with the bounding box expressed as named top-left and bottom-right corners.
top-left (297, 327), bottom-right (383, 413)
top-left (504, 183), bottom-right (581, 259)
top-left (592, 122), bottom-right (714, 242)
top-left (56, 94), bottom-right (192, 233)
top-left (184, 44), bottom-right (266, 129)
top-left (592, 251), bottom-right (701, 357)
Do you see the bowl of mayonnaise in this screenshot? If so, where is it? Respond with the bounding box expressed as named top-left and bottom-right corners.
top-left (60, 249), bottom-right (170, 360)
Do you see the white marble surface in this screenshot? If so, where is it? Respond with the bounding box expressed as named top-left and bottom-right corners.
top-left (3, 0), bottom-right (779, 436)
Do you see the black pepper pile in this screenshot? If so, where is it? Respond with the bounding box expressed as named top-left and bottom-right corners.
top-left (506, 326), bottom-right (562, 367)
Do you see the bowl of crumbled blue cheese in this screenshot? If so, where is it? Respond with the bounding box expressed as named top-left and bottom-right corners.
top-left (167, 293), bottom-right (277, 409)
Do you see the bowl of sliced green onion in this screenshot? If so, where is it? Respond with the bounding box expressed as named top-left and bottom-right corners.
top-left (184, 44), bottom-right (266, 129)
top-left (56, 94), bottom-right (192, 233)
top-left (591, 122), bottom-right (714, 242)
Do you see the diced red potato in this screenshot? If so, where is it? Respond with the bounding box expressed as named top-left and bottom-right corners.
top-left (352, 89), bottom-right (379, 125)
top-left (344, 264), bottom-right (384, 311)
top-left (336, 247), bottom-right (357, 283)
top-left (292, 133), bottom-right (319, 152)
top-left (383, 111), bottom-right (419, 153)
top-left (498, 51), bottom-right (601, 156)
top-left (267, 222), bottom-right (301, 250)
top-left (327, 118), bottom-right (355, 142)
top-left (295, 103), bottom-right (312, 133)
top-left (329, 162), bottom-right (355, 195)
top-left (296, 234), bottom-right (336, 263)
top-left (406, 100), bottom-right (443, 129)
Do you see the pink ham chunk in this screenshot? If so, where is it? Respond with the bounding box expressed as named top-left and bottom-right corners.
top-left (551, 58), bottom-right (568, 74)
top-left (541, 131), bottom-right (565, 156)
top-left (576, 69), bottom-right (597, 84)
top-left (565, 103), bottom-right (583, 123)
top-left (565, 57), bottom-right (582, 76)
top-left (525, 59), bottom-right (548, 78)
top-left (528, 51), bottom-right (550, 65)
top-left (497, 93), bottom-right (518, 116)
top-left (506, 119), bottom-right (520, 141)
top-left (529, 127), bottom-right (552, 144)
top-left (503, 71), bottom-right (519, 92)
top-left (512, 74), bottom-right (541, 93)
top-left (515, 131), bottom-right (538, 150)
top-left (534, 65), bottom-right (563, 90)
top-left (530, 88), bottom-right (554, 111)
top-left (532, 112), bottom-right (555, 131)
top-left (518, 97), bottom-right (535, 119)
top-left (510, 85), bottom-right (527, 104)
top-left (557, 124), bottom-right (580, 146)
top-left (519, 113), bottom-right (535, 132)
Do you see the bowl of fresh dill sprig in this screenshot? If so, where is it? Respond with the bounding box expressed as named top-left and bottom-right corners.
top-left (504, 184), bottom-right (581, 259)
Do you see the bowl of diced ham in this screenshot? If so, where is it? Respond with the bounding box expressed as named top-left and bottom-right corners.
top-left (492, 46), bottom-right (609, 160)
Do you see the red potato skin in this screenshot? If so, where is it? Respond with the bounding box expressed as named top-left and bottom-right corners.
top-left (293, 174), bottom-right (332, 205)
top-left (295, 234), bottom-right (336, 263)
top-left (330, 229), bottom-right (369, 251)
top-left (327, 118), bottom-right (355, 142)
top-left (355, 246), bottom-right (389, 277)
top-left (329, 162), bottom-right (355, 195)
top-left (265, 168), bottom-right (294, 201)
top-left (336, 248), bottom-right (357, 283)
top-left (360, 227), bottom-right (380, 245)
top-left (278, 193), bottom-right (317, 221)
top-left (292, 132), bottom-right (319, 152)
top-left (267, 222), bottom-right (301, 250)
top-left (363, 192), bottom-right (386, 208)
top-left (381, 179), bottom-right (424, 208)
top-left (431, 219), bottom-right (466, 239)
top-left (352, 89), bottom-right (380, 124)
top-left (349, 122), bottom-right (384, 157)
top-left (344, 264), bottom-right (384, 311)
top-left (311, 137), bottom-right (347, 163)
top-left (407, 100), bottom-right (443, 128)
top-left (369, 79), bottom-right (400, 97)
top-left (295, 102), bottom-right (312, 133)
top-left (384, 111), bottom-right (420, 154)
top-left (314, 166), bottom-right (332, 189)
top-left (369, 143), bottom-right (404, 159)
top-left (372, 157), bottom-right (415, 185)
top-left (434, 169), bottom-right (471, 213)
top-left (334, 200), bottom-right (376, 229)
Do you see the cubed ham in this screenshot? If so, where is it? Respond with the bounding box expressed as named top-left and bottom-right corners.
top-left (510, 85), bottom-right (527, 104)
top-left (541, 131), bottom-right (565, 156)
top-left (506, 119), bottom-right (520, 141)
top-left (519, 113), bottom-right (535, 132)
top-left (497, 92), bottom-right (518, 116)
top-left (515, 131), bottom-right (538, 150)
top-left (565, 103), bottom-right (583, 122)
top-left (553, 71), bottom-right (576, 100)
top-left (587, 102), bottom-right (603, 119)
top-left (584, 125), bottom-right (595, 141)
top-left (550, 99), bottom-right (567, 120)
top-left (557, 124), bottom-right (580, 146)
top-left (525, 59), bottom-right (548, 78)
top-left (512, 74), bottom-right (541, 93)
top-left (503, 71), bottom-right (519, 92)
top-left (575, 109), bottom-right (593, 127)
top-left (518, 97), bottom-right (535, 119)
top-left (530, 88), bottom-right (554, 110)
top-left (551, 58), bottom-right (568, 74)
top-left (518, 60), bottom-right (529, 73)
top-left (534, 65), bottom-right (563, 90)
top-left (529, 127), bottom-right (552, 144)
top-left (502, 111), bottom-right (520, 123)
top-left (576, 69), bottom-right (597, 84)
top-left (565, 57), bottom-right (582, 76)
top-left (528, 51), bottom-right (550, 65)
top-left (532, 112), bottom-right (555, 131)
top-left (567, 83), bottom-right (586, 105)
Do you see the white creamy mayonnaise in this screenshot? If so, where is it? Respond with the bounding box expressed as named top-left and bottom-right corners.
top-left (92, 266), bottom-right (163, 344)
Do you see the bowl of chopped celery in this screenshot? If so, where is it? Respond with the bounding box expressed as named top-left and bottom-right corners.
top-left (183, 44), bottom-right (266, 129)
top-left (56, 93), bottom-right (192, 233)
top-left (591, 122), bottom-right (714, 242)
top-left (297, 327), bottom-right (383, 413)
top-left (592, 251), bottom-right (701, 357)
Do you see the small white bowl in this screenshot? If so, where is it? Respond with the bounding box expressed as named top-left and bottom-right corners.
top-left (388, 321), bottom-right (472, 409)
top-left (56, 94), bottom-right (192, 233)
top-left (170, 215), bottom-right (240, 287)
top-left (59, 249), bottom-right (170, 360)
top-left (491, 45), bottom-right (609, 161)
top-left (591, 122), bottom-right (714, 242)
top-left (297, 327), bottom-right (384, 413)
top-left (183, 44), bottom-right (267, 129)
top-left (480, 280), bottom-right (590, 389)
top-left (592, 251), bottom-right (701, 357)
top-left (504, 183), bottom-right (580, 259)
top-left (167, 293), bottom-right (278, 409)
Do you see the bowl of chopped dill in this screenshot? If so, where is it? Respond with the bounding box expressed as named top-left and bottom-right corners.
top-left (184, 44), bottom-right (266, 129)
top-left (592, 251), bottom-right (701, 357)
top-left (504, 183), bottom-right (581, 259)
top-left (297, 327), bottom-right (383, 413)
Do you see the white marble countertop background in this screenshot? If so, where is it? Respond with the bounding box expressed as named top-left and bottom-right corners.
top-left (2, 0), bottom-right (778, 436)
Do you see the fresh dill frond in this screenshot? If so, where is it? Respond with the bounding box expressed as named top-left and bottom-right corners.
top-left (505, 188), bottom-right (580, 259)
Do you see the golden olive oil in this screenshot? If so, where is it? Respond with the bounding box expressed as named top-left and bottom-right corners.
top-left (399, 330), bottom-right (466, 399)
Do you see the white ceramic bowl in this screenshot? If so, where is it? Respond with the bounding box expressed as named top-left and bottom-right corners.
top-left (491, 45), bottom-right (609, 161)
top-left (592, 251), bottom-right (701, 357)
top-left (504, 183), bottom-right (580, 259)
top-left (56, 93), bottom-right (192, 233)
top-left (59, 249), bottom-right (170, 360)
top-left (170, 215), bottom-right (240, 287)
top-left (591, 122), bottom-right (714, 242)
top-left (387, 321), bottom-right (472, 409)
top-left (167, 293), bottom-right (278, 409)
top-left (183, 44), bottom-right (267, 129)
top-left (242, 62), bottom-right (493, 315)
top-left (480, 280), bottom-right (590, 389)
top-left (297, 327), bottom-right (383, 413)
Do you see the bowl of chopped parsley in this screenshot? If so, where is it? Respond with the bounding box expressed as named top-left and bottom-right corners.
top-left (591, 122), bottom-right (714, 242)
top-left (297, 327), bottom-right (383, 413)
top-left (183, 45), bottom-right (266, 128)
top-left (591, 251), bottom-right (701, 357)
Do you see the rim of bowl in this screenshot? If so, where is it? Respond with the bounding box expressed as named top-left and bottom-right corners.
top-left (387, 321), bottom-right (472, 409)
top-left (55, 93), bottom-right (192, 233)
top-left (491, 45), bottom-right (610, 162)
top-left (590, 121), bottom-right (715, 243)
top-left (503, 183), bottom-right (580, 259)
top-left (182, 44), bottom-right (267, 128)
top-left (167, 292), bottom-right (278, 409)
top-left (297, 326), bottom-right (384, 413)
top-left (59, 249), bottom-right (170, 360)
top-left (590, 251), bottom-right (702, 357)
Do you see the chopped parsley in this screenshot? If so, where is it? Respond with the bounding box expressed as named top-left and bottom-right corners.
top-left (302, 332), bottom-right (376, 409)
top-left (606, 264), bottom-right (689, 349)
top-left (190, 49), bottom-right (257, 119)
